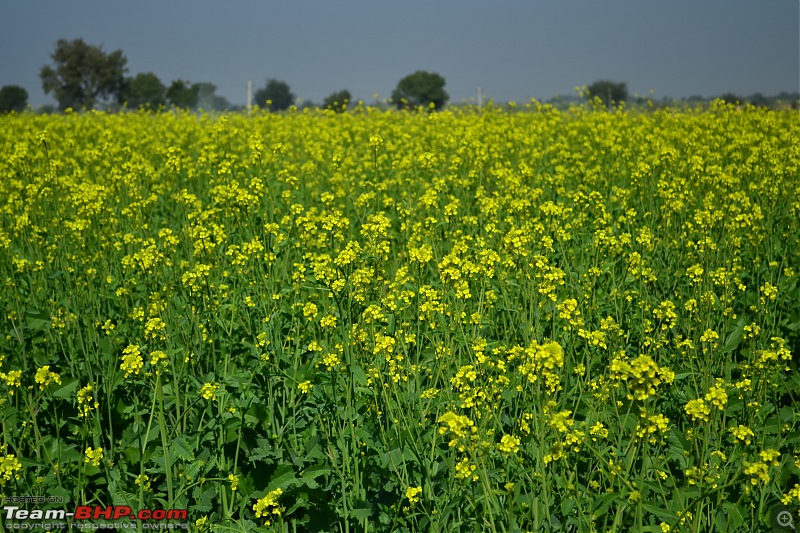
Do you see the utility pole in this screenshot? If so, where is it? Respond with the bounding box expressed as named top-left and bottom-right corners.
top-left (247, 80), bottom-right (252, 115)
top-left (477, 86), bottom-right (482, 109)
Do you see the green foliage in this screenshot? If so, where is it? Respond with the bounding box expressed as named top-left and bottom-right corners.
top-left (39, 38), bottom-right (128, 110)
top-left (166, 79), bottom-right (199, 109)
top-left (0, 85), bottom-right (28, 113)
top-left (322, 89), bottom-right (352, 113)
top-left (254, 79), bottom-right (295, 111)
top-left (587, 79), bottom-right (629, 110)
top-left (123, 72), bottom-right (166, 110)
top-left (391, 71), bottom-right (449, 110)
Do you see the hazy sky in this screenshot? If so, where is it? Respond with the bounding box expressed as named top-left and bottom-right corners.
top-left (2, 0), bottom-right (798, 107)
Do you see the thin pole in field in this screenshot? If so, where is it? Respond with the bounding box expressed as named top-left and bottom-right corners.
top-left (477, 86), bottom-right (482, 108)
top-left (247, 80), bottom-right (252, 115)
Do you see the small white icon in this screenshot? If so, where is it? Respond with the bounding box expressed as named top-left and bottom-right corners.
top-left (777, 510), bottom-right (795, 530)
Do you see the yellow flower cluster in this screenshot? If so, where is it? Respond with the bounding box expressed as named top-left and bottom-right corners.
top-left (120, 344), bottom-right (143, 378)
top-left (200, 382), bottom-right (220, 401)
top-left (34, 365), bottom-right (61, 389)
top-left (0, 454), bottom-right (22, 484)
top-left (743, 449), bottom-right (780, 485)
top-left (608, 353), bottom-right (674, 401)
top-left (77, 384), bottom-right (99, 418)
top-left (438, 412), bottom-right (477, 450)
top-left (405, 486), bottom-right (422, 505)
top-left (84, 447), bottom-right (104, 467)
top-left (685, 379), bottom-right (728, 422)
top-left (729, 425), bottom-right (754, 445)
top-left (497, 434), bottom-right (521, 454)
top-left (253, 488), bottom-right (283, 526)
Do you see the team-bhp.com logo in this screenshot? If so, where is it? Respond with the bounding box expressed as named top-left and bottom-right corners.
top-left (4, 505), bottom-right (189, 529)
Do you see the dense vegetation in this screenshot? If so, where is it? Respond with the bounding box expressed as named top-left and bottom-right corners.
top-left (1, 103), bottom-right (799, 532)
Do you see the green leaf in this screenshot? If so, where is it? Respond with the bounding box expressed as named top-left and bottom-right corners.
top-left (350, 507), bottom-right (373, 521)
top-left (249, 438), bottom-right (274, 463)
top-left (352, 364), bottom-right (368, 387)
top-left (192, 486), bottom-right (215, 513)
top-left (301, 463), bottom-right (331, 489)
top-left (641, 502), bottom-right (674, 521)
top-left (108, 480), bottom-right (135, 507)
top-left (721, 502), bottom-right (744, 529)
top-left (170, 436), bottom-right (195, 462)
top-left (722, 319), bottom-right (745, 353)
top-left (590, 493), bottom-right (619, 521)
top-left (184, 460), bottom-right (205, 480)
top-left (53, 377), bottom-right (79, 399)
top-left (268, 464), bottom-right (297, 491)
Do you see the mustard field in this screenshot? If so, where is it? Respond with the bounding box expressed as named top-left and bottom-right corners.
top-left (1, 103), bottom-right (799, 532)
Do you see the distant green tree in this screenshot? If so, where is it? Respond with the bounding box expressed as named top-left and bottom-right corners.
top-left (586, 80), bottom-right (628, 110)
top-left (747, 93), bottom-right (769, 107)
top-left (254, 79), bottom-right (295, 111)
top-left (322, 89), bottom-right (351, 112)
top-left (166, 80), bottom-right (199, 109)
top-left (210, 94), bottom-right (232, 111)
top-left (0, 85), bottom-right (29, 113)
top-left (391, 71), bottom-right (448, 110)
top-left (40, 38), bottom-right (128, 110)
top-left (123, 72), bottom-right (166, 109)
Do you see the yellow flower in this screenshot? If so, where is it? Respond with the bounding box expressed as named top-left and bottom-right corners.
top-left (200, 382), bottom-right (220, 401)
top-left (454, 457), bottom-right (477, 481)
top-left (0, 370), bottom-right (22, 393)
top-left (0, 454), bottom-right (22, 484)
top-left (135, 473), bottom-right (151, 491)
top-left (303, 302), bottom-right (318, 320)
top-left (685, 398), bottom-right (711, 422)
top-left (498, 434), bottom-right (521, 454)
top-left (77, 385), bottom-right (99, 418)
top-left (320, 315), bottom-right (337, 329)
top-left (253, 488), bottom-right (283, 525)
top-left (699, 329), bottom-right (719, 343)
top-left (297, 381), bottom-right (313, 394)
top-left (590, 422), bottom-right (608, 441)
top-left (34, 365), bottom-right (62, 389)
top-left (760, 449), bottom-right (781, 465)
top-left (149, 350), bottom-right (168, 374)
top-left (438, 412), bottom-right (476, 446)
top-left (405, 486), bottom-right (422, 505)
top-left (120, 344), bottom-right (143, 378)
top-left (704, 382), bottom-right (728, 410)
top-left (228, 473), bottom-right (240, 491)
top-left (743, 461), bottom-right (769, 485)
top-left (84, 447), bottom-right (103, 467)
top-left (782, 483), bottom-right (800, 505)
top-left (144, 317), bottom-right (167, 340)
top-left (729, 425), bottom-right (754, 444)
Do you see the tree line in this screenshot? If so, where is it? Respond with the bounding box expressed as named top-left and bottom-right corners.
top-left (0, 39), bottom-right (449, 113)
top-left (1, 38), bottom-right (796, 113)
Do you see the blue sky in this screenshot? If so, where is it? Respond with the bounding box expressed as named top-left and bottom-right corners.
top-left (1, 0), bottom-right (797, 107)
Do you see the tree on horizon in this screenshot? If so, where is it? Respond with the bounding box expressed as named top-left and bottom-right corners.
top-left (40, 38), bottom-right (128, 110)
